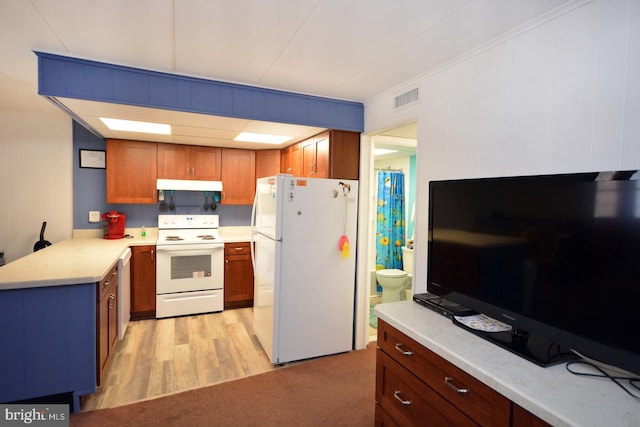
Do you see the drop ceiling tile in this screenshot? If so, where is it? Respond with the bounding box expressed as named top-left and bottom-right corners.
top-left (33, 0), bottom-right (176, 71)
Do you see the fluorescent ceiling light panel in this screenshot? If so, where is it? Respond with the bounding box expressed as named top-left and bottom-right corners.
top-left (374, 148), bottom-right (397, 156)
top-left (100, 117), bottom-right (171, 135)
top-left (234, 132), bottom-right (293, 144)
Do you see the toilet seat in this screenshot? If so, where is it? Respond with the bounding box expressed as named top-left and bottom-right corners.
top-left (376, 269), bottom-right (407, 278)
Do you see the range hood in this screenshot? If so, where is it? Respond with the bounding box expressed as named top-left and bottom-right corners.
top-left (157, 179), bottom-right (223, 192)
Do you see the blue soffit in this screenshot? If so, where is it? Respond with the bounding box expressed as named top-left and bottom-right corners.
top-left (35, 51), bottom-right (364, 132)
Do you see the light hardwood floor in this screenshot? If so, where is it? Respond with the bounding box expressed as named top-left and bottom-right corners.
top-left (81, 308), bottom-right (276, 411)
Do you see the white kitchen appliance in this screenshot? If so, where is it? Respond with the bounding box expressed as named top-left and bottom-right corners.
top-left (117, 247), bottom-right (131, 340)
top-left (251, 174), bottom-right (359, 364)
top-left (156, 214), bottom-right (224, 318)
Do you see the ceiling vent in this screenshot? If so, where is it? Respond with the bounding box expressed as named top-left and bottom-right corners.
top-left (394, 87), bottom-right (419, 110)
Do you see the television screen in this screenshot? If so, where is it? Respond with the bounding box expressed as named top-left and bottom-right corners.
top-left (427, 171), bottom-right (640, 375)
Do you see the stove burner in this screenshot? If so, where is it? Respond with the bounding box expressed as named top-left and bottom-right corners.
top-left (197, 235), bottom-right (216, 240)
top-left (164, 236), bottom-right (184, 241)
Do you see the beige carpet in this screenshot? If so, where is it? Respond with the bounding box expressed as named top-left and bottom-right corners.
top-left (71, 343), bottom-right (376, 427)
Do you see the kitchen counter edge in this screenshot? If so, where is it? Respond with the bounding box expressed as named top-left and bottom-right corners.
top-left (0, 235), bottom-right (154, 291)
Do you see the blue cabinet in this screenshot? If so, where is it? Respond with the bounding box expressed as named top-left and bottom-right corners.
top-left (0, 283), bottom-right (97, 412)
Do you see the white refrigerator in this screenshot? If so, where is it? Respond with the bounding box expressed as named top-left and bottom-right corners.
top-left (251, 174), bottom-right (359, 364)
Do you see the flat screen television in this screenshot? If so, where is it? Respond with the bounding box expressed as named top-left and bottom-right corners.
top-left (427, 171), bottom-right (640, 376)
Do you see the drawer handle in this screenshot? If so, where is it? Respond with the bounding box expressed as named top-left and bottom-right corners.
top-left (445, 377), bottom-right (468, 395)
top-left (103, 280), bottom-right (110, 287)
top-left (394, 343), bottom-right (414, 356)
top-left (234, 247), bottom-right (244, 251)
top-left (393, 390), bottom-right (412, 406)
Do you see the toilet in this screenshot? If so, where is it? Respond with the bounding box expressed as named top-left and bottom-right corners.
top-left (376, 246), bottom-right (414, 303)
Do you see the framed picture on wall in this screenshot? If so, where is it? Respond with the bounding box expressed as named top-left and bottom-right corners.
top-left (79, 149), bottom-right (106, 169)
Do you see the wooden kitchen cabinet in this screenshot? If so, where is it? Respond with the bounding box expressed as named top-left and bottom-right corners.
top-left (294, 130), bottom-right (359, 179)
top-left (157, 143), bottom-right (221, 180)
top-left (130, 245), bottom-right (156, 319)
top-left (221, 148), bottom-right (256, 205)
top-left (375, 319), bottom-right (547, 426)
top-left (301, 134), bottom-right (328, 177)
top-left (224, 242), bottom-right (254, 309)
top-left (106, 139), bottom-right (158, 204)
top-left (97, 263), bottom-right (118, 386)
top-left (256, 149), bottom-right (281, 178)
top-left (280, 143), bottom-right (301, 175)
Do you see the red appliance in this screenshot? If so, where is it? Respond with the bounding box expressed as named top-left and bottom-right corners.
top-left (102, 211), bottom-right (126, 239)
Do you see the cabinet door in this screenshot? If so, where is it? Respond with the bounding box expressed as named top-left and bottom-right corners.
top-left (280, 146), bottom-right (292, 174)
top-left (291, 143), bottom-right (301, 176)
top-left (328, 130), bottom-right (360, 179)
top-left (224, 243), bottom-right (254, 309)
top-left (157, 143), bottom-right (191, 179)
top-left (131, 245), bottom-right (156, 319)
top-left (190, 146), bottom-right (221, 180)
top-left (221, 148), bottom-right (256, 205)
top-left (256, 149), bottom-right (281, 178)
top-left (513, 404), bottom-right (551, 427)
top-left (97, 293), bottom-right (109, 385)
top-left (301, 139), bottom-right (316, 177)
top-left (96, 264), bottom-right (118, 386)
top-left (106, 139), bottom-right (158, 204)
top-left (314, 134), bottom-right (330, 178)
top-left (107, 281), bottom-right (118, 353)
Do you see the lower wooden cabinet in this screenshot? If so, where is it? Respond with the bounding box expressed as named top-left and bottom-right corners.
top-left (375, 319), bottom-right (549, 426)
top-left (224, 242), bottom-right (254, 309)
top-left (131, 245), bottom-right (156, 319)
top-left (97, 263), bottom-right (118, 386)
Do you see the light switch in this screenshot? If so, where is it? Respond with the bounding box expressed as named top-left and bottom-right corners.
top-left (89, 211), bottom-right (101, 223)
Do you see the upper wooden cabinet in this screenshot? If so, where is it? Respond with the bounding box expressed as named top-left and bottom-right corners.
top-left (221, 148), bottom-right (256, 205)
top-left (106, 139), bottom-right (157, 204)
top-left (280, 143), bottom-right (301, 176)
top-left (157, 144), bottom-right (221, 180)
top-left (256, 149), bottom-right (281, 178)
top-left (288, 130), bottom-right (359, 179)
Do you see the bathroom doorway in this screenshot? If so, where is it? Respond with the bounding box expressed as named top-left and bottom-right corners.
top-left (367, 121), bottom-right (417, 340)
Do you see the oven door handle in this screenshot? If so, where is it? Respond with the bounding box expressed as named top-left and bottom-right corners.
top-left (157, 244), bottom-right (224, 252)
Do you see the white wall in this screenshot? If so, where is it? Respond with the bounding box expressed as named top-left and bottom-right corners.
top-left (364, 0), bottom-right (640, 294)
top-left (0, 109), bottom-right (73, 262)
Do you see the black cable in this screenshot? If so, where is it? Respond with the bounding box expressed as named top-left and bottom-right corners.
top-left (565, 360), bottom-right (640, 399)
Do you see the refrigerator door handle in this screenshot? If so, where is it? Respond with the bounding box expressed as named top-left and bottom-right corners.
top-left (250, 191), bottom-right (258, 274)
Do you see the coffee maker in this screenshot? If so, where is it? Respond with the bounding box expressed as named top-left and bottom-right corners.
top-left (102, 211), bottom-right (126, 239)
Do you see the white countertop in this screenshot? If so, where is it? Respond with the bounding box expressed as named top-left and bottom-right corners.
top-left (375, 301), bottom-right (640, 427)
top-left (218, 225), bottom-right (252, 243)
top-left (0, 235), bottom-right (151, 290)
top-left (0, 226), bottom-right (253, 291)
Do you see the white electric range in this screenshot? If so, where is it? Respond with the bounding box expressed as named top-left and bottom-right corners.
top-left (155, 214), bottom-right (224, 318)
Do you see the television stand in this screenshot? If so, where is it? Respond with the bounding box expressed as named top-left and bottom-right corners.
top-left (452, 318), bottom-right (578, 367)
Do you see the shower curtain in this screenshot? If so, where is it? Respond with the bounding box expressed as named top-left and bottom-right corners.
top-left (375, 171), bottom-right (406, 273)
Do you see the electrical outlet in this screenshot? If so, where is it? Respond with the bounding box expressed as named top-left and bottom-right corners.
top-left (89, 211), bottom-right (101, 223)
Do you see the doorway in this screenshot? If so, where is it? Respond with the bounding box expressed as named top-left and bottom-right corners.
top-left (366, 121), bottom-right (417, 340)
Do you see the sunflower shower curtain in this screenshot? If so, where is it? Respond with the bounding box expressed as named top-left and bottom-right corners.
top-left (375, 171), bottom-right (406, 275)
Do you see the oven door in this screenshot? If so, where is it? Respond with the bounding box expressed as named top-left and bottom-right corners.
top-left (156, 244), bottom-right (224, 294)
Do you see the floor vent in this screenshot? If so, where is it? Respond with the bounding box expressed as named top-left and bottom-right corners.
top-left (394, 87), bottom-right (419, 110)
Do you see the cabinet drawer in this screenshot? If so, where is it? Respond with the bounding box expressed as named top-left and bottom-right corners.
top-left (375, 404), bottom-right (401, 427)
top-left (97, 264), bottom-right (118, 302)
top-left (224, 242), bottom-right (251, 255)
top-left (377, 319), bottom-right (510, 426)
top-left (376, 350), bottom-right (476, 426)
